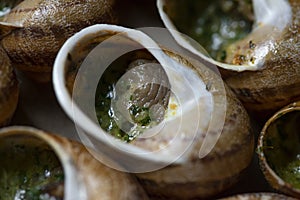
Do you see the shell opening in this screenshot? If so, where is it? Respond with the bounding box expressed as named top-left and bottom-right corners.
top-left (0, 134), bottom-right (65, 200)
top-left (65, 25), bottom-right (213, 166)
top-left (159, 0), bottom-right (292, 71)
top-left (262, 110), bottom-right (300, 190)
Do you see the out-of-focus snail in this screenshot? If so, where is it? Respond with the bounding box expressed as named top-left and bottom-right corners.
top-left (0, 0), bottom-right (117, 82)
top-left (258, 101), bottom-right (300, 198)
top-left (220, 193), bottom-right (297, 200)
top-left (0, 126), bottom-right (148, 200)
top-left (157, 0), bottom-right (300, 121)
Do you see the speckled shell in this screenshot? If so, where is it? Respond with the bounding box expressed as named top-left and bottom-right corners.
top-left (258, 101), bottom-right (300, 198)
top-left (0, 0), bottom-right (116, 82)
top-left (220, 193), bottom-right (297, 200)
top-left (0, 126), bottom-right (148, 200)
top-left (0, 46), bottom-right (18, 127)
top-left (157, 0), bottom-right (300, 121)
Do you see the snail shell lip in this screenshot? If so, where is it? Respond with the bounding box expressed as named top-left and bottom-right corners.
top-left (157, 0), bottom-right (292, 72)
top-left (258, 102), bottom-right (300, 198)
top-left (220, 192), bottom-right (298, 200)
top-left (0, 126), bottom-right (149, 200)
top-left (53, 24), bottom-right (215, 167)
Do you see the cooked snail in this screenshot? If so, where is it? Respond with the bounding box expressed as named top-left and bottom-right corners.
top-left (158, 0), bottom-right (300, 120)
top-left (0, 0), bottom-right (116, 82)
top-left (0, 126), bottom-right (148, 200)
top-left (53, 24), bottom-right (254, 199)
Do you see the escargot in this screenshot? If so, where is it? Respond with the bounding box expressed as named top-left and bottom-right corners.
top-left (53, 24), bottom-right (254, 199)
top-left (0, 126), bottom-right (148, 200)
top-left (0, 45), bottom-right (18, 127)
top-left (0, 0), bottom-right (116, 82)
top-left (258, 101), bottom-right (300, 198)
top-left (158, 0), bottom-right (300, 121)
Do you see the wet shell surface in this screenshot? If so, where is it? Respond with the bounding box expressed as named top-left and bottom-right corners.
top-left (53, 24), bottom-right (254, 199)
top-left (0, 126), bottom-right (148, 200)
top-left (258, 101), bottom-right (300, 198)
top-left (0, 0), bottom-right (116, 82)
top-left (157, 0), bottom-right (300, 120)
top-left (220, 192), bottom-right (297, 200)
top-left (0, 45), bottom-right (18, 127)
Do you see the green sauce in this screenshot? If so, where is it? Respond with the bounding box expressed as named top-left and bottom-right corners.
top-left (168, 0), bottom-right (253, 61)
top-left (95, 51), bottom-right (158, 142)
top-left (264, 111), bottom-right (300, 189)
top-left (0, 136), bottom-right (64, 200)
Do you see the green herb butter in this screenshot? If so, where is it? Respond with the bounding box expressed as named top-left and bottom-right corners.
top-left (0, 137), bottom-right (64, 200)
top-left (169, 0), bottom-right (253, 61)
top-left (264, 111), bottom-right (300, 189)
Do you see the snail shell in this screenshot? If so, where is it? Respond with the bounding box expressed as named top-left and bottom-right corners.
top-left (258, 101), bottom-right (300, 198)
top-left (0, 126), bottom-right (148, 200)
top-left (0, 45), bottom-right (18, 127)
top-left (0, 0), bottom-right (116, 82)
top-left (53, 24), bottom-right (254, 199)
top-left (157, 0), bottom-right (300, 121)
top-left (135, 50), bottom-right (254, 199)
top-left (220, 193), bottom-right (297, 200)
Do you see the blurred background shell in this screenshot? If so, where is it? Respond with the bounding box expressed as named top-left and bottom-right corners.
top-left (0, 126), bottom-right (148, 200)
top-left (220, 192), bottom-right (297, 200)
top-left (0, 0), bottom-right (117, 82)
top-left (258, 101), bottom-right (300, 198)
top-left (157, 0), bottom-right (300, 121)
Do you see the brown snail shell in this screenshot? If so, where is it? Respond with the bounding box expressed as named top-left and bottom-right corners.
top-left (157, 0), bottom-right (300, 121)
top-left (53, 24), bottom-right (254, 199)
top-left (220, 193), bottom-right (297, 200)
top-left (258, 101), bottom-right (300, 198)
top-left (0, 45), bottom-right (18, 127)
top-left (136, 50), bottom-right (254, 199)
top-left (0, 126), bottom-right (148, 200)
top-left (0, 0), bottom-right (116, 82)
